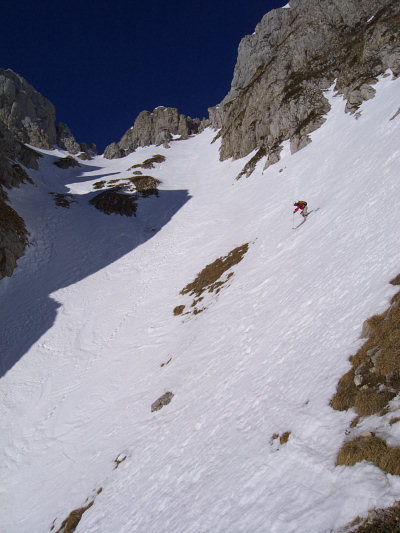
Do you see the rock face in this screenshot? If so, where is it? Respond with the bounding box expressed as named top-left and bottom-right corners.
top-left (0, 68), bottom-right (56, 149)
top-left (0, 121), bottom-right (40, 279)
top-left (103, 142), bottom-right (122, 160)
top-left (56, 122), bottom-right (80, 154)
top-left (79, 142), bottom-right (98, 155)
top-left (0, 69), bottom-right (86, 278)
top-left (0, 198), bottom-right (30, 278)
top-left (209, 0), bottom-right (400, 170)
top-left (0, 68), bottom-right (91, 155)
top-left (104, 107), bottom-right (205, 159)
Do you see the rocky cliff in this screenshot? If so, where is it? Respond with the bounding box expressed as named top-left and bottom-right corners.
top-left (0, 68), bottom-right (91, 155)
top-left (0, 68), bottom-right (57, 150)
top-left (0, 120), bottom-right (41, 279)
top-left (104, 107), bottom-right (207, 159)
top-left (0, 69), bottom-right (97, 278)
top-left (209, 0), bottom-right (400, 173)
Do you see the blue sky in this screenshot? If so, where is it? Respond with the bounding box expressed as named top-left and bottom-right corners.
top-left (2, 0), bottom-right (285, 152)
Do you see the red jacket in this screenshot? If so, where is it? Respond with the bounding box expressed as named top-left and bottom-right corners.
top-left (294, 201), bottom-right (307, 213)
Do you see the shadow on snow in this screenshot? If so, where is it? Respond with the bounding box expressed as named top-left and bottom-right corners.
top-left (0, 155), bottom-right (191, 377)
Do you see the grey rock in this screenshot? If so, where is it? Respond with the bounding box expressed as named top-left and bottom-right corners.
top-left (384, 300), bottom-right (399, 320)
top-left (77, 152), bottom-right (91, 160)
top-left (0, 120), bottom-right (37, 279)
top-left (79, 142), bottom-right (98, 156)
top-left (371, 349), bottom-right (383, 365)
top-left (17, 144), bottom-right (42, 170)
top-left (0, 158), bottom-right (30, 190)
top-left (104, 107), bottom-right (202, 159)
top-left (355, 363), bottom-right (367, 376)
top-left (0, 68), bottom-right (56, 149)
top-left (103, 142), bottom-right (122, 159)
top-left (361, 319), bottom-right (371, 339)
top-left (354, 374), bottom-right (364, 387)
top-left (209, 0), bottom-right (400, 173)
top-left (87, 143), bottom-right (98, 155)
top-left (56, 122), bottom-right (80, 154)
top-left (151, 391), bottom-right (174, 412)
top-left (366, 346), bottom-right (380, 357)
top-left (360, 431), bottom-right (373, 438)
top-left (0, 183), bottom-right (30, 280)
top-left (0, 120), bottom-right (41, 172)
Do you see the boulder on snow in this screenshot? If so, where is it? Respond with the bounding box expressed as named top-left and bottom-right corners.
top-left (151, 391), bottom-right (174, 412)
top-left (53, 155), bottom-right (80, 169)
top-left (89, 189), bottom-right (137, 217)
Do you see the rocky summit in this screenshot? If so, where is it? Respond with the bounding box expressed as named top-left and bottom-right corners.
top-left (104, 106), bottom-right (207, 159)
top-left (0, 68), bottom-right (56, 149)
top-left (209, 0), bottom-right (400, 171)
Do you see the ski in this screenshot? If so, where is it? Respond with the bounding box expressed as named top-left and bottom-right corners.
top-left (292, 207), bottom-right (320, 229)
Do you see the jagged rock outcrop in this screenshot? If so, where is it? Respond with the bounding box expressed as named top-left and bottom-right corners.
top-left (0, 68), bottom-right (90, 155)
top-left (104, 107), bottom-right (205, 159)
top-left (209, 0), bottom-right (400, 171)
top-left (0, 68), bottom-right (56, 149)
top-left (103, 142), bottom-right (122, 160)
top-left (56, 122), bottom-right (80, 154)
top-left (79, 142), bottom-right (98, 155)
top-left (0, 197), bottom-right (30, 279)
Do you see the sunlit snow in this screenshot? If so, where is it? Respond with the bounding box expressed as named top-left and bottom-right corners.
top-left (1, 73), bottom-right (400, 532)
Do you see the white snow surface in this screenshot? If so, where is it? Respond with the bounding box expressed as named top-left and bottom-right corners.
top-left (1, 74), bottom-right (400, 532)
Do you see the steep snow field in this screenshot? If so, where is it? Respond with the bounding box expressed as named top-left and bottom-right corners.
top-left (1, 74), bottom-right (400, 532)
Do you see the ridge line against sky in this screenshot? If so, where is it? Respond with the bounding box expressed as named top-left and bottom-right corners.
top-left (1, 0), bottom-right (285, 152)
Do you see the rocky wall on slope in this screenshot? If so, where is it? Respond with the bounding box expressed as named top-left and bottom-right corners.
top-left (0, 68), bottom-right (97, 279)
top-left (0, 121), bottom-right (41, 279)
top-left (0, 68), bottom-right (92, 154)
top-left (0, 68), bottom-right (57, 149)
top-left (104, 107), bottom-right (208, 159)
top-left (56, 122), bottom-right (80, 154)
top-left (209, 0), bottom-right (400, 172)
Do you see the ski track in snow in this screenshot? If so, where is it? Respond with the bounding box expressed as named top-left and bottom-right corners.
top-left (1, 74), bottom-right (400, 532)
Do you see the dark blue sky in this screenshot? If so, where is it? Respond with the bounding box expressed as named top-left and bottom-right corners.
top-left (2, 0), bottom-right (285, 152)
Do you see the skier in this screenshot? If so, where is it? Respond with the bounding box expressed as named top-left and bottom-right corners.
top-left (293, 200), bottom-right (308, 218)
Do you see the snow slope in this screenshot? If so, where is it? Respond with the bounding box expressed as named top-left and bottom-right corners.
top-left (1, 73), bottom-right (400, 533)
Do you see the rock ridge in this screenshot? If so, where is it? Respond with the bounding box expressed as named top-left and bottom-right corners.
top-left (0, 68), bottom-right (95, 154)
top-left (0, 68), bottom-right (56, 149)
top-left (104, 106), bottom-right (208, 159)
top-left (209, 0), bottom-right (400, 171)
